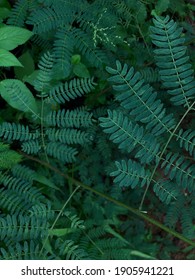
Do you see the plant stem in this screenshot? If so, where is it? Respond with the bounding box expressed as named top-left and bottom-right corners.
top-left (20, 151), bottom-right (195, 248)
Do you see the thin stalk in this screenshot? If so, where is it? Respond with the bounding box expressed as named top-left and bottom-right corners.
top-left (139, 101), bottom-right (195, 211)
top-left (40, 185), bottom-right (81, 256)
top-left (20, 152), bottom-right (195, 248)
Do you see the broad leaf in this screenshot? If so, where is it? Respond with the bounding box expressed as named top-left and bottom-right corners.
top-left (0, 79), bottom-right (38, 115)
top-left (0, 49), bottom-right (22, 67)
top-left (0, 26), bottom-right (33, 50)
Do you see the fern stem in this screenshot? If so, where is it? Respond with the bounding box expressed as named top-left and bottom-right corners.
top-left (40, 96), bottom-right (50, 163)
top-left (139, 101), bottom-right (195, 211)
top-left (39, 185), bottom-right (81, 256)
top-left (20, 152), bottom-right (195, 248)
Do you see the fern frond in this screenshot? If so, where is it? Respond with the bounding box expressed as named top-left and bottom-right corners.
top-left (55, 239), bottom-right (88, 260)
top-left (99, 110), bottom-right (160, 164)
top-left (48, 77), bottom-right (96, 104)
top-left (0, 240), bottom-right (54, 260)
top-left (153, 179), bottom-right (179, 204)
top-left (7, 0), bottom-right (29, 27)
top-left (176, 128), bottom-right (195, 159)
top-left (45, 108), bottom-right (93, 128)
top-left (34, 51), bottom-right (54, 93)
top-left (139, 67), bottom-right (160, 83)
top-left (0, 122), bottom-right (40, 142)
top-left (11, 164), bottom-right (36, 183)
top-left (150, 15), bottom-right (195, 107)
top-left (21, 140), bottom-right (41, 154)
top-left (64, 211), bottom-right (85, 230)
top-left (53, 28), bottom-right (74, 79)
top-left (181, 208), bottom-right (195, 239)
top-left (0, 175), bottom-right (44, 215)
top-left (73, 28), bottom-right (109, 68)
top-left (46, 128), bottom-right (90, 145)
top-left (0, 215), bottom-right (49, 242)
top-left (27, 6), bottom-right (69, 34)
top-left (106, 61), bottom-right (176, 136)
top-left (110, 159), bottom-right (150, 188)
top-left (28, 202), bottom-right (54, 221)
top-left (161, 152), bottom-right (195, 192)
top-left (0, 143), bottom-right (22, 169)
top-left (46, 142), bottom-right (78, 163)
top-left (165, 195), bottom-right (189, 231)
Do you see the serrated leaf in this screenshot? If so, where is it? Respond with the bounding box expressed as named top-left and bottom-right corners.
top-left (0, 49), bottom-right (23, 67)
top-left (0, 26), bottom-right (33, 50)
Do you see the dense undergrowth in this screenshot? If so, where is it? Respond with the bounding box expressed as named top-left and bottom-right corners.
top-left (0, 0), bottom-right (194, 259)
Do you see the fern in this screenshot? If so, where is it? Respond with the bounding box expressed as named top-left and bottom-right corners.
top-left (21, 140), bottom-right (41, 154)
top-left (46, 128), bottom-right (90, 145)
top-left (48, 78), bottom-right (96, 104)
top-left (0, 214), bottom-right (49, 242)
top-left (27, 6), bottom-right (67, 34)
top-left (161, 152), bottom-right (195, 192)
top-left (34, 51), bottom-right (54, 93)
top-left (52, 28), bottom-right (74, 79)
top-left (176, 128), bottom-right (195, 159)
top-left (1, 1), bottom-right (195, 260)
top-left (55, 239), bottom-right (88, 260)
top-left (0, 143), bottom-right (22, 169)
top-left (11, 164), bottom-right (36, 183)
top-left (45, 108), bottom-right (93, 128)
top-left (150, 15), bottom-right (195, 107)
top-left (99, 109), bottom-right (160, 164)
top-left (7, 0), bottom-right (29, 27)
top-left (73, 28), bottom-right (109, 68)
top-left (153, 179), bottom-right (180, 204)
top-left (106, 61), bottom-right (176, 136)
top-left (0, 240), bottom-right (54, 260)
top-left (110, 159), bottom-right (150, 188)
top-left (0, 122), bottom-right (40, 142)
top-left (46, 142), bottom-right (78, 163)
top-left (0, 174), bottom-right (44, 215)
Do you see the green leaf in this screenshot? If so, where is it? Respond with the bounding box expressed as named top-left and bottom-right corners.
top-left (0, 0), bottom-right (11, 9)
top-left (155, 0), bottom-right (170, 15)
top-left (0, 143), bottom-right (22, 169)
top-left (0, 26), bottom-right (33, 51)
top-left (24, 70), bottom-right (40, 85)
top-left (49, 228), bottom-right (74, 237)
top-left (130, 250), bottom-right (155, 260)
top-left (0, 49), bottom-right (23, 67)
top-left (104, 224), bottom-right (129, 245)
top-left (14, 51), bottom-right (35, 80)
top-left (34, 173), bottom-right (61, 192)
top-left (73, 62), bottom-right (90, 78)
top-left (0, 79), bottom-right (38, 114)
top-left (71, 54), bottom-right (81, 65)
top-left (0, 7), bottom-right (10, 20)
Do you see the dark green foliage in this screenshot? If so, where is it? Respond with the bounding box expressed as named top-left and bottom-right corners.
top-left (45, 108), bottom-right (93, 128)
top-left (106, 61), bottom-right (176, 136)
top-left (150, 15), bottom-right (195, 107)
top-left (0, 122), bottom-right (40, 141)
top-left (48, 78), bottom-right (96, 104)
top-left (0, 143), bottom-right (22, 169)
top-left (0, 0), bottom-right (194, 260)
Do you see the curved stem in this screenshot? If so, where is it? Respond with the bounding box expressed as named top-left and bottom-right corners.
top-left (20, 151), bottom-right (195, 248)
top-left (139, 101), bottom-right (195, 211)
